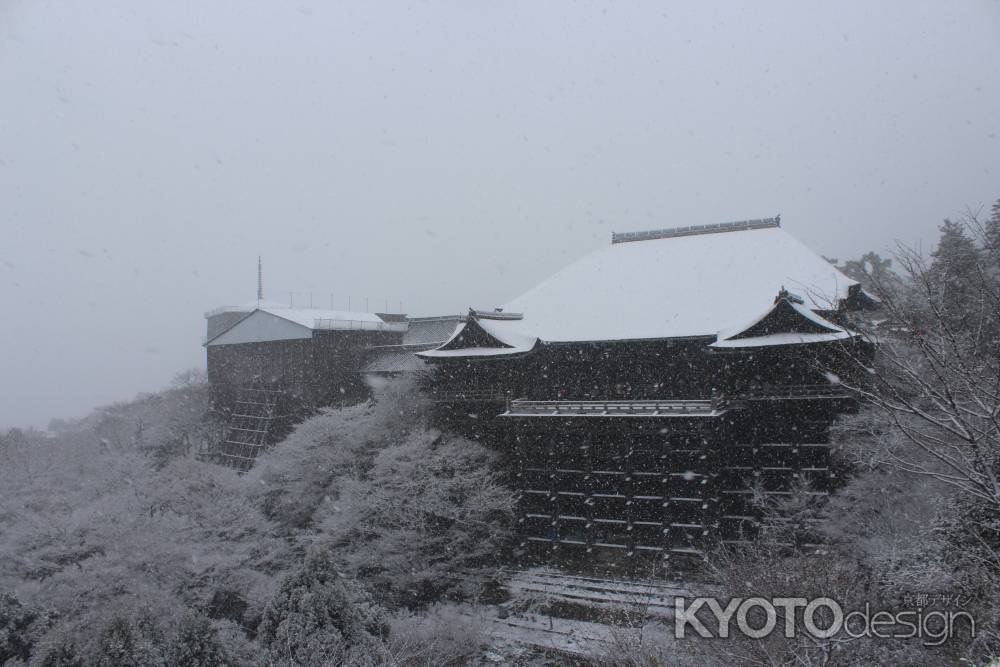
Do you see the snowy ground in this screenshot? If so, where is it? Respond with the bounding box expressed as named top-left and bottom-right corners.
top-left (465, 567), bottom-right (704, 662)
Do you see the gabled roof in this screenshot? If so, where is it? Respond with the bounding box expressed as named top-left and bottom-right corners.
top-left (204, 300), bottom-right (290, 319)
top-left (417, 315), bottom-right (538, 358)
top-left (205, 307), bottom-right (397, 346)
top-left (722, 293), bottom-right (842, 339)
top-left (711, 295), bottom-right (855, 349)
top-left (491, 220), bottom-right (857, 343)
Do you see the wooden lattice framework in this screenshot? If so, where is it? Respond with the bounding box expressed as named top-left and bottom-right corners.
top-left (219, 387), bottom-right (286, 471)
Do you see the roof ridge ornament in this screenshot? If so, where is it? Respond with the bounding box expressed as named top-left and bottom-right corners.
top-left (611, 215), bottom-right (781, 245)
top-left (775, 286), bottom-right (805, 305)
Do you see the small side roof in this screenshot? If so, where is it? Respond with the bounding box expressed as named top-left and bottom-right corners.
top-left (711, 294), bottom-right (856, 349)
top-left (417, 315), bottom-right (538, 359)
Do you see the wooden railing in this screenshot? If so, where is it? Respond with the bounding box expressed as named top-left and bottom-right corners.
top-left (502, 398), bottom-right (728, 417)
top-left (429, 387), bottom-right (510, 402)
top-left (740, 384), bottom-right (851, 400)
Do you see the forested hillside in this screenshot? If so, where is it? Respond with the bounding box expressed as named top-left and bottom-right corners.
top-left (0, 378), bottom-right (513, 665)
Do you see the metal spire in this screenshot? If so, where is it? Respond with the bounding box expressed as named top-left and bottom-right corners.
top-left (257, 256), bottom-right (263, 304)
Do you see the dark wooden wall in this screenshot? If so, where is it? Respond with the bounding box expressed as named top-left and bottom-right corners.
top-left (429, 338), bottom-right (874, 403)
top-left (427, 337), bottom-right (873, 563)
top-left (489, 396), bottom-right (854, 562)
top-left (207, 329), bottom-right (402, 414)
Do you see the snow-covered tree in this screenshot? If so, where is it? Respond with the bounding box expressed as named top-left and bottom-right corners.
top-left (986, 198), bottom-right (1000, 258)
top-left (0, 594), bottom-right (51, 665)
top-left (257, 552), bottom-right (389, 666)
top-left (316, 428), bottom-right (516, 607)
top-left (167, 614), bottom-right (232, 667)
top-left (929, 218), bottom-right (984, 328)
top-left (836, 250), bottom-right (900, 294)
top-left (0, 373), bottom-right (507, 664)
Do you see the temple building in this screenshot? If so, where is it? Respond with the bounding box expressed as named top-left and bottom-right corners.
top-left (201, 218), bottom-right (877, 553)
top-left (417, 217), bottom-right (876, 558)
top-left (203, 298), bottom-right (464, 470)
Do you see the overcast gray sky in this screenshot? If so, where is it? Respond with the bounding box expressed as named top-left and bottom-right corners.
top-left (2, 1), bottom-right (999, 428)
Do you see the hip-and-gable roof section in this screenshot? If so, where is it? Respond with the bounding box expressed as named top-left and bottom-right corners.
top-left (421, 218), bottom-right (861, 358)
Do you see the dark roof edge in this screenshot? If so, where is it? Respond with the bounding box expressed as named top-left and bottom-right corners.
top-left (540, 334), bottom-right (718, 346)
top-left (406, 314), bottom-right (467, 323)
top-left (367, 342), bottom-right (444, 352)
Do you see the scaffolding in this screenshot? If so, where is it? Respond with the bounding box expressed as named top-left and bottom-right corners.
top-left (219, 387), bottom-right (285, 471)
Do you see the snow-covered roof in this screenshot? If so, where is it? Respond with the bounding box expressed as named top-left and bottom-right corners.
top-left (715, 296), bottom-right (839, 339)
top-left (491, 221), bottom-right (857, 343)
top-left (205, 307), bottom-right (401, 346)
top-left (417, 317), bottom-right (538, 358)
top-left (362, 349), bottom-right (429, 373)
top-left (711, 295), bottom-right (856, 349)
top-left (402, 316), bottom-right (465, 346)
top-left (204, 300), bottom-right (291, 318)
top-left (265, 307), bottom-right (387, 330)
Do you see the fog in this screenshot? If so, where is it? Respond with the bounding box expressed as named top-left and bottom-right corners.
top-left (1, 1), bottom-right (998, 428)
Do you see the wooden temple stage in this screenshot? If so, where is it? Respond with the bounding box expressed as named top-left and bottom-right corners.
top-left (450, 386), bottom-right (855, 561)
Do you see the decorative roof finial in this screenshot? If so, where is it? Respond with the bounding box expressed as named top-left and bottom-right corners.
top-left (257, 256), bottom-right (263, 304)
top-left (774, 286), bottom-right (804, 305)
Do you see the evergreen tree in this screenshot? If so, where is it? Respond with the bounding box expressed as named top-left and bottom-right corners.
top-left (985, 197), bottom-right (1000, 262)
top-left (929, 219), bottom-right (982, 329)
top-left (34, 641), bottom-right (85, 667)
top-left (0, 594), bottom-right (45, 665)
top-left (258, 552), bottom-right (389, 666)
top-left (980, 199), bottom-right (1000, 347)
top-left (167, 615), bottom-right (231, 667)
top-left (92, 615), bottom-right (166, 667)
top-left (835, 251), bottom-right (901, 297)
